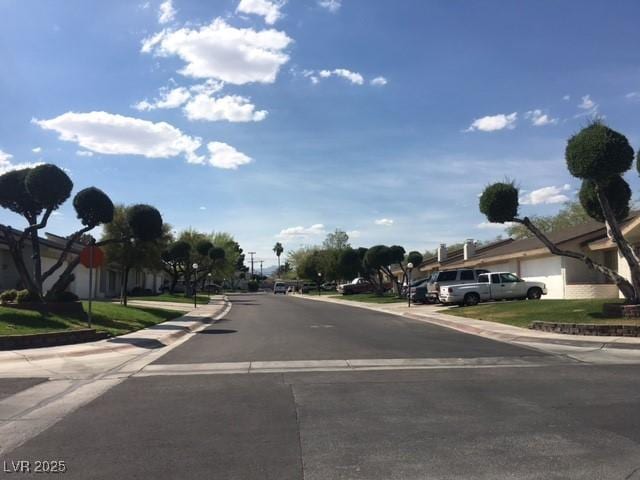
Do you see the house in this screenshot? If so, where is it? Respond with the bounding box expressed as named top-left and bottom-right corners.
top-left (404, 213), bottom-right (640, 300)
top-left (0, 229), bottom-right (166, 299)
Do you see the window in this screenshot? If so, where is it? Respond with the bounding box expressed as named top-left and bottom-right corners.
top-left (460, 270), bottom-right (475, 281)
top-left (491, 274), bottom-right (501, 284)
top-left (437, 271), bottom-right (458, 282)
top-left (478, 275), bottom-right (489, 283)
top-left (500, 273), bottom-right (520, 283)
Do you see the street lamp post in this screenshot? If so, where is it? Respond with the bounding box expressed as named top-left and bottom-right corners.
top-left (192, 263), bottom-right (199, 308)
top-left (317, 272), bottom-right (322, 296)
top-left (407, 262), bottom-right (414, 308)
top-left (207, 272), bottom-right (212, 298)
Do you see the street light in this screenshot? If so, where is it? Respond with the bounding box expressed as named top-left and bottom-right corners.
top-left (317, 272), bottom-right (322, 296)
top-left (407, 262), bottom-right (414, 308)
top-left (192, 262), bottom-right (199, 308)
top-left (207, 272), bottom-right (213, 298)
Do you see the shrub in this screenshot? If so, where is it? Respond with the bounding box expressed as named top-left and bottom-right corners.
top-left (247, 280), bottom-right (259, 292)
top-left (129, 287), bottom-right (154, 296)
top-left (479, 182), bottom-right (519, 223)
top-left (579, 176), bottom-right (631, 223)
top-left (47, 290), bottom-right (79, 302)
top-left (566, 122), bottom-right (634, 180)
top-left (0, 289), bottom-right (18, 304)
top-left (73, 187), bottom-right (114, 227)
top-left (16, 289), bottom-right (40, 303)
top-left (127, 204), bottom-right (163, 242)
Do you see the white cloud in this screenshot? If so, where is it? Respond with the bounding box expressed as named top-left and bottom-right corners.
top-left (277, 223), bottom-right (326, 238)
top-left (76, 150), bottom-right (94, 157)
top-left (184, 94), bottom-right (267, 122)
top-left (626, 92), bottom-right (640, 100)
top-left (133, 86), bottom-right (191, 111)
top-left (370, 76), bottom-right (387, 86)
top-left (465, 112), bottom-right (517, 132)
top-left (317, 68), bottom-right (364, 85)
top-left (0, 149), bottom-right (43, 175)
top-left (202, 141), bottom-right (253, 169)
top-left (374, 218), bottom-right (394, 226)
top-left (347, 229), bottom-right (361, 238)
top-left (32, 147), bottom-right (42, 153)
top-left (520, 184), bottom-right (571, 205)
top-left (318, 0), bottom-right (341, 12)
top-left (525, 109), bottom-right (558, 126)
top-left (34, 111), bottom-right (202, 162)
top-left (141, 18), bottom-right (292, 85)
top-left (562, 95), bottom-right (570, 101)
top-left (158, 0), bottom-right (176, 24)
top-left (237, 0), bottom-right (285, 25)
top-left (199, 206), bottom-right (207, 210)
top-left (477, 221), bottom-right (512, 230)
top-left (578, 94), bottom-right (595, 110)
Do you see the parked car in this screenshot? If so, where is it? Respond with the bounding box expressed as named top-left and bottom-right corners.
top-left (337, 277), bottom-right (392, 295)
top-left (337, 277), bottom-right (374, 295)
top-left (273, 282), bottom-right (288, 294)
top-left (439, 272), bottom-right (547, 306)
top-left (423, 268), bottom-right (491, 303)
top-left (401, 276), bottom-right (429, 297)
top-left (407, 276), bottom-right (433, 303)
top-left (322, 281), bottom-right (337, 291)
top-left (299, 282), bottom-right (318, 293)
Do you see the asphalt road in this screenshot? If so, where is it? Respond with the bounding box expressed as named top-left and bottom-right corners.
top-left (4, 293), bottom-right (640, 479)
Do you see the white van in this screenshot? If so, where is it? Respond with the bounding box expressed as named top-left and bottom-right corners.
top-left (273, 282), bottom-right (288, 294)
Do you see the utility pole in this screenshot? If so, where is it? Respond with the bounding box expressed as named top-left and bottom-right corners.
top-left (248, 252), bottom-right (256, 277)
top-left (259, 260), bottom-right (264, 277)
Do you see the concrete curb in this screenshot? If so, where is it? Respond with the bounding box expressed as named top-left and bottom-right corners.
top-left (290, 294), bottom-right (640, 350)
top-left (0, 297), bottom-right (230, 364)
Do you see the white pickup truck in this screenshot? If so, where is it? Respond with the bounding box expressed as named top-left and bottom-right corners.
top-left (439, 272), bottom-right (547, 306)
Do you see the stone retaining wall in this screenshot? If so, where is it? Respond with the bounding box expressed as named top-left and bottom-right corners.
top-left (0, 329), bottom-right (109, 350)
top-left (530, 321), bottom-right (640, 337)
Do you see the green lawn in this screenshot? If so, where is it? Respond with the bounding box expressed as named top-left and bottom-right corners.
top-left (0, 302), bottom-right (182, 337)
top-left (127, 293), bottom-right (210, 305)
top-left (327, 293), bottom-right (406, 304)
top-left (445, 298), bottom-right (633, 328)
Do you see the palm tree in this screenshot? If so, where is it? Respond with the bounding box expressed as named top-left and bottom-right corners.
top-left (273, 242), bottom-right (284, 277)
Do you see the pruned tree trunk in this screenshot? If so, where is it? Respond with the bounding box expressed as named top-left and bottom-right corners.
top-left (514, 216), bottom-right (637, 302)
top-left (28, 226), bottom-right (43, 296)
top-left (594, 186), bottom-right (640, 303)
top-left (0, 226), bottom-right (40, 296)
top-left (121, 267), bottom-right (130, 307)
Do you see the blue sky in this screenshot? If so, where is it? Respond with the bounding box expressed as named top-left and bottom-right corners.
top-left (1, 0), bottom-right (640, 266)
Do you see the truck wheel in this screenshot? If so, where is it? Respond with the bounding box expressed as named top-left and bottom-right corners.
top-left (527, 287), bottom-right (542, 300)
top-left (463, 292), bottom-right (480, 307)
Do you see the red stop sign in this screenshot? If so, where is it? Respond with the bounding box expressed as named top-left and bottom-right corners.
top-left (80, 245), bottom-right (105, 268)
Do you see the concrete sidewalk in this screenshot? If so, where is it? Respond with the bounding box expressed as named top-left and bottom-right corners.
top-left (0, 296), bottom-right (230, 378)
top-left (291, 294), bottom-right (640, 350)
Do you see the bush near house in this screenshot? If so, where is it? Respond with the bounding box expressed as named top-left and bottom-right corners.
top-left (0, 290), bottom-right (18, 304)
top-left (247, 280), bottom-right (259, 292)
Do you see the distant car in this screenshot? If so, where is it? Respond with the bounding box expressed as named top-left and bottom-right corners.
top-left (439, 272), bottom-right (547, 306)
top-left (337, 277), bottom-right (374, 295)
top-left (322, 281), bottom-right (337, 291)
top-left (273, 282), bottom-right (288, 294)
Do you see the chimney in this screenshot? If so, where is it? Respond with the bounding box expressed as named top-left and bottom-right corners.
top-left (464, 239), bottom-right (475, 261)
top-left (437, 243), bottom-right (447, 263)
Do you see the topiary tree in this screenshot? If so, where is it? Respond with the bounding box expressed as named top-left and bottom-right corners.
top-left (103, 205), bottom-right (170, 306)
top-left (0, 164), bottom-right (119, 301)
top-left (337, 247), bottom-right (362, 281)
top-left (364, 245), bottom-right (399, 295)
top-left (479, 121), bottom-right (640, 303)
top-left (161, 240), bottom-right (192, 294)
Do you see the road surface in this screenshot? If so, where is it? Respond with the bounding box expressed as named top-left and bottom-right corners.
top-left (3, 293), bottom-right (640, 479)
